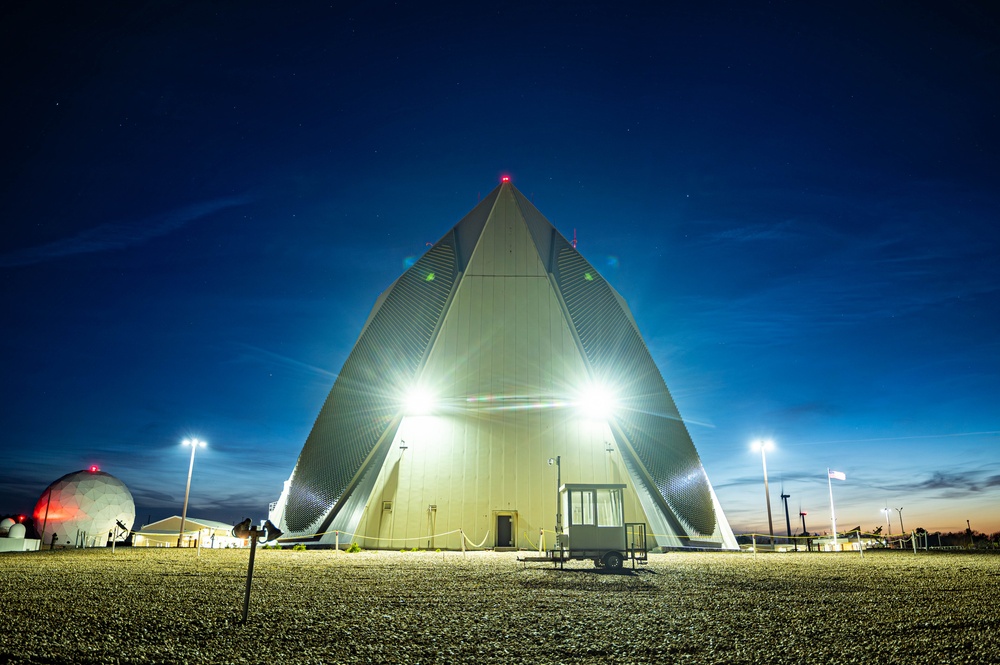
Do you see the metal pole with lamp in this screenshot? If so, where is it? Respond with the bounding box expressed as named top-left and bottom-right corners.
top-left (752, 440), bottom-right (775, 545)
top-left (177, 438), bottom-right (206, 547)
top-left (828, 469), bottom-right (845, 550)
top-left (548, 456), bottom-right (562, 538)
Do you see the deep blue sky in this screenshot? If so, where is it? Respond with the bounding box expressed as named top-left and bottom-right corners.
top-left (2, 2), bottom-right (998, 536)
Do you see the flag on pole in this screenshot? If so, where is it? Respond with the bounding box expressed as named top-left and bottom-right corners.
top-left (829, 470), bottom-right (846, 481)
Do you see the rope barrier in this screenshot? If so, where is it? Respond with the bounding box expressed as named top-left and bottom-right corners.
top-left (292, 527), bottom-right (498, 549)
top-left (287, 525), bottom-right (917, 551)
top-left (461, 529), bottom-right (491, 549)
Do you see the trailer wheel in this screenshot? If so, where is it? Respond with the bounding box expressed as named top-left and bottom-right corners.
top-left (602, 551), bottom-right (624, 570)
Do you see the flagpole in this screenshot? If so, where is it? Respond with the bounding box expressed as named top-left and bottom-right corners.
top-left (828, 468), bottom-right (838, 551)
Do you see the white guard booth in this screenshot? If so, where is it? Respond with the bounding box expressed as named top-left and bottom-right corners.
top-left (521, 482), bottom-right (648, 570)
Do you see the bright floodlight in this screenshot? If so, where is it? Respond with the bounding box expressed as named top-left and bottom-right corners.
top-left (751, 439), bottom-right (774, 452)
top-left (577, 383), bottom-right (617, 419)
top-left (403, 388), bottom-right (436, 416)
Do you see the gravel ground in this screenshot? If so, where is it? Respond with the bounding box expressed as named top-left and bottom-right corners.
top-left (1, 548), bottom-right (997, 664)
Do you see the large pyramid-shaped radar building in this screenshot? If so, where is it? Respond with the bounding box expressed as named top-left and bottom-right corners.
top-left (270, 181), bottom-right (737, 550)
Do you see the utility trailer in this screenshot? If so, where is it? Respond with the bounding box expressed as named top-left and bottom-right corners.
top-left (519, 483), bottom-right (648, 570)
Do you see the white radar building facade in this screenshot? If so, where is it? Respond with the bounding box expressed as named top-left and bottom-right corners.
top-left (33, 468), bottom-right (136, 548)
top-left (270, 179), bottom-right (737, 551)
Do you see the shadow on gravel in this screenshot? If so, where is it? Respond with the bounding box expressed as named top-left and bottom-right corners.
top-left (518, 563), bottom-right (657, 577)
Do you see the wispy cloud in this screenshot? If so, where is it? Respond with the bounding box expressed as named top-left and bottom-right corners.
top-left (708, 219), bottom-right (799, 243)
top-left (900, 469), bottom-right (1000, 498)
top-left (0, 196), bottom-right (252, 267)
top-left (230, 343), bottom-right (337, 380)
top-left (792, 431), bottom-right (1000, 447)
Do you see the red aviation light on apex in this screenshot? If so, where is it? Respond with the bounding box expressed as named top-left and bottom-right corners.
top-left (89, 465), bottom-right (100, 472)
top-left (500, 175), bottom-right (510, 183)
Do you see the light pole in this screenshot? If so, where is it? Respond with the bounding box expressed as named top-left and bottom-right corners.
top-left (895, 507), bottom-right (904, 534)
top-left (881, 506), bottom-right (892, 547)
top-left (548, 456), bottom-right (562, 536)
top-left (177, 438), bottom-right (206, 547)
top-left (751, 439), bottom-right (775, 545)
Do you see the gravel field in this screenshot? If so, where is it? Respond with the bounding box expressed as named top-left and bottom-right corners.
top-left (1, 548), bottom-right (997, 664)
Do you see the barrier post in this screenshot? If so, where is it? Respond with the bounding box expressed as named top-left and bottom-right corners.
top-left (539, 528), bottom-right (544, 553)
top-left (912, 531), bottom-right (917, 554)
top-left (752, 534), bottom-right (757, 560)
top-left (335, 530), bottom-right (340, 551)
top-left (857, 531), bottom-right (863, 558)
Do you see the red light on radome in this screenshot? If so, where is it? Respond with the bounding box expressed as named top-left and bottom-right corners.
top-left (18, 515), bottom-right (25, 522)
top-left (89, 465), bottom-right (100, 472)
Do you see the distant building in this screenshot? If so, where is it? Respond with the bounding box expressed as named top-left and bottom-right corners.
top-left (0, 518), bottom-right (39, 552)
top-left (270, 180), bottom-right (737, 550)
top-left (134, 516), bottom-right (246, 548)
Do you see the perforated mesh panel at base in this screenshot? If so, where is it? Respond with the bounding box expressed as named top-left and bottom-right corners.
top-left (284, 242), bottom-right (458, 532)
top-left (555, 245), bottom-right (717, 536)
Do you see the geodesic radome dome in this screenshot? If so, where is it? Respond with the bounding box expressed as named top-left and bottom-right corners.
top-left (33, 468), bottom-right (135, 548)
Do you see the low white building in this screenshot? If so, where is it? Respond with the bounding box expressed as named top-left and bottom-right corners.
top-left (0, 519), bottom-right (40, 552)
top-left (133, 516), bottom-right (247, 548)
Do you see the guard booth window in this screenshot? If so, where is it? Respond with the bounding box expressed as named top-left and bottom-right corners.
top-left (596, 488), bottom-right (623, 527)
top-left (570, 490), bottom-right (595, 526)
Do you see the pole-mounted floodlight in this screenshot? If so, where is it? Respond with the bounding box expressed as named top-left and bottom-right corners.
top-left (751, 440), bottom-right (775, 545)
top-left (232, 518), bottom-right (284, 624)
top-left (548, 456), bottom-right (562, 539)
top-left (177, 438), bottom-right (207, 547)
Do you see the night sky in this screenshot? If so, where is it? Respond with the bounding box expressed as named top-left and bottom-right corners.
top-left (2, 2), bottom-right (998, 537)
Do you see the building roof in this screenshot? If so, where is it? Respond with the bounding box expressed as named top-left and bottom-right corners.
top-left (136, 516), bottom-right (236, 534)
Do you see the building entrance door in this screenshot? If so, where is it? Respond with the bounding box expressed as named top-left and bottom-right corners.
top-left (496, 514), bottom-right (513, 548)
